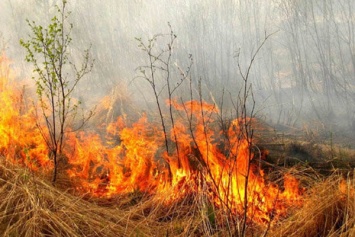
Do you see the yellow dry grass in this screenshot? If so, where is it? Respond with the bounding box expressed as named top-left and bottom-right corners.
top-left (1, 158), bottom-right (355, 237)
top-left (0, 159), bottom-right (214, 236)
top-left (0, 160), bottom-right (154, 237)
top-left (271, 173), bottom-right (355, 237)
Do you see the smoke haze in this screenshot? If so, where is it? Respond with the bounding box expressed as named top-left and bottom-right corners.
top-left (1, 0), bottom-right (354, 139)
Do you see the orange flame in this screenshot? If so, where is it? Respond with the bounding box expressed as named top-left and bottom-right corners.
top-left (1, 54), bottom-right (303, 224)
top-left (0, 54), bottom-right (50, 170)
top-left (65, 99), bottom-right (303, 223)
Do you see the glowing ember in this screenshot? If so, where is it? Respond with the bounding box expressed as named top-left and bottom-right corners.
top-left (0, 54), bottom-right (303, 224)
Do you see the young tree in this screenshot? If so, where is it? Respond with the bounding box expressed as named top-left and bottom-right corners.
top-left (135, 24), bottom-right (192, 177)
top-left (20, 0), bottom-right (93, 184)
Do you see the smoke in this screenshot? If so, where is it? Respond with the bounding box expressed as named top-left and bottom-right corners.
top-left (0, 0), bottom-right (354, 138)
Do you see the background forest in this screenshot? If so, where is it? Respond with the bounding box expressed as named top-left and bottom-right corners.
top-left (0, 0), bottom-right (354, 142)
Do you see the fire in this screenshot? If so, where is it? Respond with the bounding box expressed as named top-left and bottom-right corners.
top-left (0, 54), bottom-right (50, 170)
top-left (0, 53), bottom-right (303, 225)
top-left (65, 99), bottom-right (303, 223)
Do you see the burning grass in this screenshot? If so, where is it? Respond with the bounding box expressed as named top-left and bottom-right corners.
top-left (0, 160), bottom-right (157, 237)
top-left (2, 159), bottom-right (355, 236)
top-left (2, 52), bottom-right (355, 236)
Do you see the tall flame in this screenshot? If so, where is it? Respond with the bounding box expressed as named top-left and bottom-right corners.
top-left (65, 99), bottom-right (303, 223)
top-left (0, 54), bottom-right (50, 170)
top-left (1, 53), bottom-right (303, 224)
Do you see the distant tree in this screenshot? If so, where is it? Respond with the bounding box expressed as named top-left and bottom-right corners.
top-left (20, 0), bottom-right (93, 184)
top-left (0, 32), bottom-right (6, 52)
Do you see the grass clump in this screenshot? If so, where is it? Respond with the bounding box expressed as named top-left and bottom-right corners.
top-left (0, 160), bottom-right (151, 237)
top-left (271, 173), bottom-right (355, 237)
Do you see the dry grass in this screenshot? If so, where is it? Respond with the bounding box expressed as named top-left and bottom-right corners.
top-left (0, 160), bottom-right (154, 237)
top-left (0, 159), bottom-right (218, 236)
top-left (2, 157), bottom-right (355, 236)
top-left (271, 172), bottom-right (355, 237)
